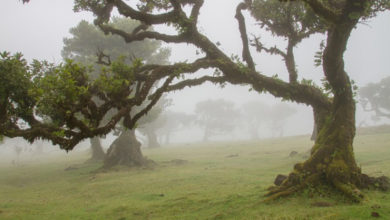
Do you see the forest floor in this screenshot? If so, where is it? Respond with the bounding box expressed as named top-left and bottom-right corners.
top-left (0, 131), bottom-right (389, 219)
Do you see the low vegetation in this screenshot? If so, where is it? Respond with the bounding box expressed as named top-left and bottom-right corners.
top-left (0, 132), bottom-right (389, 220)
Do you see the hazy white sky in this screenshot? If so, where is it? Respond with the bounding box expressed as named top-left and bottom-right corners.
top-left (1, 0), bottom-right (389, 138)
top-left (0, 0), bottom-right (94, 62)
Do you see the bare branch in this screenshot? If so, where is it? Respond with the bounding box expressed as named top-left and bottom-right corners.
top-left (166, 75), bottom-right (227, 92)
top-left (230, 70), bottom-right (331, 110)
top-left (98, 23), bottom-right (188, 44)
top-left (129, 76), bottom-right (175, 128)
top-left (114, 0), bottom-right (177, 25)
top-left (190, 0), bottom-right (204, 23)
top-left (235, 1), bottom-right (255, 71)
top-left (132, 23), bottom-right (149, 35)
top-left (251, 36), bottom-right (286, 58)
top-left (285, 40), bottom-right (298, 83)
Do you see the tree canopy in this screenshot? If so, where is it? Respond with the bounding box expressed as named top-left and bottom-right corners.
top-left (0, 51), bottom-right (177, 151)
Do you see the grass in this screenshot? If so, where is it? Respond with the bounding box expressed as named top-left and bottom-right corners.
top-left (0, 133), bottom-right (389, 219)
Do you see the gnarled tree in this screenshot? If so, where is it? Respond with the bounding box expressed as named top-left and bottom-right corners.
top-left (155, 110), bottom-right (195, 145)
top-left (0, 50), bottom-right (211, 167)
top-left (73, 0), bottom-right (389, 201)
top-left (62, 18), bottom-right (170, 162)
top-left (14, 0), bottom-right (390, 201)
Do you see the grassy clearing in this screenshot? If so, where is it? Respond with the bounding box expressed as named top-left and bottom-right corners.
top-left (0, 133), bottom-right (389, 219)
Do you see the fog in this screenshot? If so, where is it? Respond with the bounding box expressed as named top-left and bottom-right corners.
top-left (0, 0), bottom-right (389, 162)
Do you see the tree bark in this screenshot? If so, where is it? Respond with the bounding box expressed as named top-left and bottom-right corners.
top-left (266, 22), bottom-right (386, 202)
top-left (266, 91), bottom-right (365, 201)
top-left (86, 137), bottom-right (105, 162)
top-left (311, 107), bottom-right (330, 141)
top-left (103, 129), bottom-right (150, 168)
top-left (310, 122), bottom-right (317, 141)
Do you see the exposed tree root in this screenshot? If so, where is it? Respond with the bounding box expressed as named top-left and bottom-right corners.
top-left (264, 171), bottom-right (388, 203)
top-left (264, 186), bottom-right (300, 202)
top-left (264, 173), bottom-right (321, 202)
top-left (332, 179), bottom-right (363, 202)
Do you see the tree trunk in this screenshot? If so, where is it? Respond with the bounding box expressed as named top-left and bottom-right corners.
top-left (310, 123), bottom-right (317, 141)
top-left (266, 98), bottom-right (365, 201)
top-left (86, 137), bottom-right (105, 162)
top-left (310, 107), bottom-right (330, 141)
top-left (103, 129), bottom-right (150, 168)
top-left (266, 23), bottom-right (388, 202)
top-left (145, 129), bottom-right (160, 148)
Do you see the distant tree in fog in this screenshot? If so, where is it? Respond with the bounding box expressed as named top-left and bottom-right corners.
top-left (241, 101), bottom-right (296, 139)
top-left (195, 99), bottom-right (239, 142)
top-left (359, 76), bottom-right (390, 120)
top-left (155, 111), bottom-right (195, 145)
top-left (137, 97), bottom-right (171, 148)
top-left (62, 18), bottom-right (170, 69)
top-left (242, 101), bottom-right (270, 140)
top-left (267, 103), bottom-right (297, 137)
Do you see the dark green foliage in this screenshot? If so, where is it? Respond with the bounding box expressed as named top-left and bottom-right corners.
top-left (0, 51), bottom-right (166, 150)
top-left (0, 52), bottom-right (36, 124)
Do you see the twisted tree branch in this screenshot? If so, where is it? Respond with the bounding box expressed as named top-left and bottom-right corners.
top-left (235, 1), bottom-right (255, 71)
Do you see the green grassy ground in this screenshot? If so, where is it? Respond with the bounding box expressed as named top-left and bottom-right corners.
top-left (0, 133), bottom-right (389, 220)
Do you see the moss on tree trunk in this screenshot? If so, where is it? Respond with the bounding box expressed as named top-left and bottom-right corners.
top-left (266, 23), bottom-right (389, 202)
top-left (103, 129), bottom-right (151, 168)
top-left (266, 103), bottom-right (364, 201)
